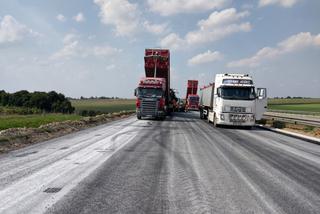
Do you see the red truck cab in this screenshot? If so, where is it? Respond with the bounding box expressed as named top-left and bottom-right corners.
top-left (186, 94), bottom-right (200, 111)
top-left (185, 80), bottom-right (199, 111)
top-left (135, 77), bottom-right (166, 120)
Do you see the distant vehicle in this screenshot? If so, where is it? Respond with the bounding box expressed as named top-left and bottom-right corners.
top-left (135, 49), bottom-right (176, 120)
top-left (177, 98), bottom-right (185, 112)
top-left (185, 80), bottom-right (199, 111)
top-left (199, 74), bottom-right (267, 128)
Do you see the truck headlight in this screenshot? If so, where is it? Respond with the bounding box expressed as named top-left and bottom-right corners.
top-left (223, 106), bottom-right (230, 112)
top-left (220, 114), bottom-right (225, 121)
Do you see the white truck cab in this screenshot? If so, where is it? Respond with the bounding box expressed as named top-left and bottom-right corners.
top-left (199, 74), bottom-right (267, 127)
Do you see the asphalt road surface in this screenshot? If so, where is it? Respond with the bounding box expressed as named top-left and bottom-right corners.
top-left (1, 112), bottom-right (320, 214)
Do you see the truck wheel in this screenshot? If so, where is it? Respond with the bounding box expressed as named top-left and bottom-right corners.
top-left (137, 115), bottom-right (141, 120)
top-left (200, 110), bottom-right (203, 119)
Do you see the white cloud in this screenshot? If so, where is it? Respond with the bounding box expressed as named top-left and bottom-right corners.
top-left (188, 50), bottom-right (223, 65)
top-left (51, 34), bottom-right (80, 60)
top-left (227, 32), bottom-right (320, 68)
top-left (160, 33), bottom-right (186, 50)
top-left (259, 0), bottom-right (299, 7)
top-left (148, 0), bottom-right (229, 16)
top-left (73, 12), bottom-right (85, 22)
top-left (94, 0), bottom-right (140, 36)
top-left (197, 8), bottom-right (249, 29)
top-left (63, 33), bottom-right (78, 44)
top-left (56, 14), bottom-right (66, 22)
top-left (106, 64), bottom-right (116, 70)
top-left (143, 21), bottom-right (168, 35)
top-left (93, 46), bottom-right (122, 56)
top-left (0, 15), bottom-right (39, 44)
top-left (160, 8), bottom-right (251, 49)
top-left (51, 33), bottom-right (121, 60)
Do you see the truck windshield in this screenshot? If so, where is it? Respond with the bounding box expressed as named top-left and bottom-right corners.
top-left (220, 87), bottom-right (255, 100)
top-left (137, 88), bottom-right (163, 98)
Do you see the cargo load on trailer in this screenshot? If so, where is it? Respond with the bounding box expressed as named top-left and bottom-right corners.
top-left (135, 49), bottom-right (176, 119)
top-left (185, 80), bottom-right (199, 111)
top-left (199, 74), bottom-right (267, 128)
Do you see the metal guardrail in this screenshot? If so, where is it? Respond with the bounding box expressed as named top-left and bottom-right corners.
top-left (263, 112), bottom-right (320, 127)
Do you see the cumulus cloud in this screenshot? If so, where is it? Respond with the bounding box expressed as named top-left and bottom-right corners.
top-left (0, 15), bottom-right (39, 44)
top-left (143, 21), bottom-right (168, 35)
top-left (56, 14), bottom-right (66, 22)
top-left (51, 34), bottom-right (81, 60)
top-left (188, 50), bottom-right (223, 65)
top-left (227, 32), bottom-right (320, 68)
top-left (148, 0), bottom-right (229, 16)
top-left (73, 12), bottom-right (85, 22)
top-left (160, 33), bottom-right (186, 50)
top-left (160, 8), bottom-right (251, 50)
top-left (259, 0), bottom-right (299, 7)
top-left (94, 0), bottom-right (140, 36)
top-left (51, 33), bottom-right (121, 60)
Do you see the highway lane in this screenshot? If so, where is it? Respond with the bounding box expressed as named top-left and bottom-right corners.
top-left (1, 112), bottom-right (320, 213)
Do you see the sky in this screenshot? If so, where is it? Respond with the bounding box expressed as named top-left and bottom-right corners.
top-left (0, 0), bottom-right (319, 98)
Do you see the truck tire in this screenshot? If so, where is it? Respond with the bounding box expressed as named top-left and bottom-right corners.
top-left (137, 115), bottom-right (141, 120)
top-left (200, 109), bottom-right (204, 119)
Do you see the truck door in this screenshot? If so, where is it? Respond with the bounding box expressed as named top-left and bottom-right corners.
top-left (255, 88), bottom-right (267, 120)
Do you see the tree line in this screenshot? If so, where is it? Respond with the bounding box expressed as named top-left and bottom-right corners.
top-left (0, 90), bottom-right (74, 113)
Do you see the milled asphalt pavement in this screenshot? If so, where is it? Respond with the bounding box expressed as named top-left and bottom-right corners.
top-left (1, 112), bottom-right (320, 214)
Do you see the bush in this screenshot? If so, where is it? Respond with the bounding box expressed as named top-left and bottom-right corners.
top-left (0, 90), bottom-right (74, 114)
top-left (256, 119), bottom-right (267, 125)
top-left (272, 121), bottom-right (286, 129)
top-left (88, 110), bottom-right (97, 117)
top-left (80, 110), bottom-right (88, 116)
top-left (304, 126), bottom-right (315, 132)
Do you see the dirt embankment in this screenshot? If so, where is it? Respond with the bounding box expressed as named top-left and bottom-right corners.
top-left (0, 111), bottom-right (135, 153)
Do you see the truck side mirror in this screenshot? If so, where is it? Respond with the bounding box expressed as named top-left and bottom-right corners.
top-left (257, 88), bottom-right (267, 99)
top-left (134, 89), bottom-right (137, 97)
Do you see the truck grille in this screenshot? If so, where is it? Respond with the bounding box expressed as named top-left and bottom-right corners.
top-left (141, 100), bottom-right (157, 116)
top-left (230, 114), bottom-right (247, 122)
top-left (230, 106), bottom-right (246, 113)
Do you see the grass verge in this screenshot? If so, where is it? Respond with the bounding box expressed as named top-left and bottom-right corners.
top-left (0, 111), bottom-right (135, 153)
top-left (0, 114), bottom-right (82, 131)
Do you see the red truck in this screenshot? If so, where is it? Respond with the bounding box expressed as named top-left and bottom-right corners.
top-left (185, 80), bottom-right (199, 111)
top-left (135, 49), bottom-right (175, 120)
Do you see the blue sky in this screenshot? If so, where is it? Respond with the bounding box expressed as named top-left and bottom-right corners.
top-left (0, 0), bottom-right (319, 98)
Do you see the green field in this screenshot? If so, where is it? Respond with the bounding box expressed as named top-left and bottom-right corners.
top-left (268, 98), bottom-right (320, 105)
top-left (0, 114), bottom-right (82, 131)
top-left (268, 98), bottom-right (320, 114)
top-left (71, 99), bottom-right (135, 114)
top-left (268, 104), bottom-right (320, 112)
top-left (0, 99), bottom-right (135, 131)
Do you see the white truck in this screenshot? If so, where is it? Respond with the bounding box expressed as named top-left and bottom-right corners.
top-left (199, 74), bottom-right (267, 128)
